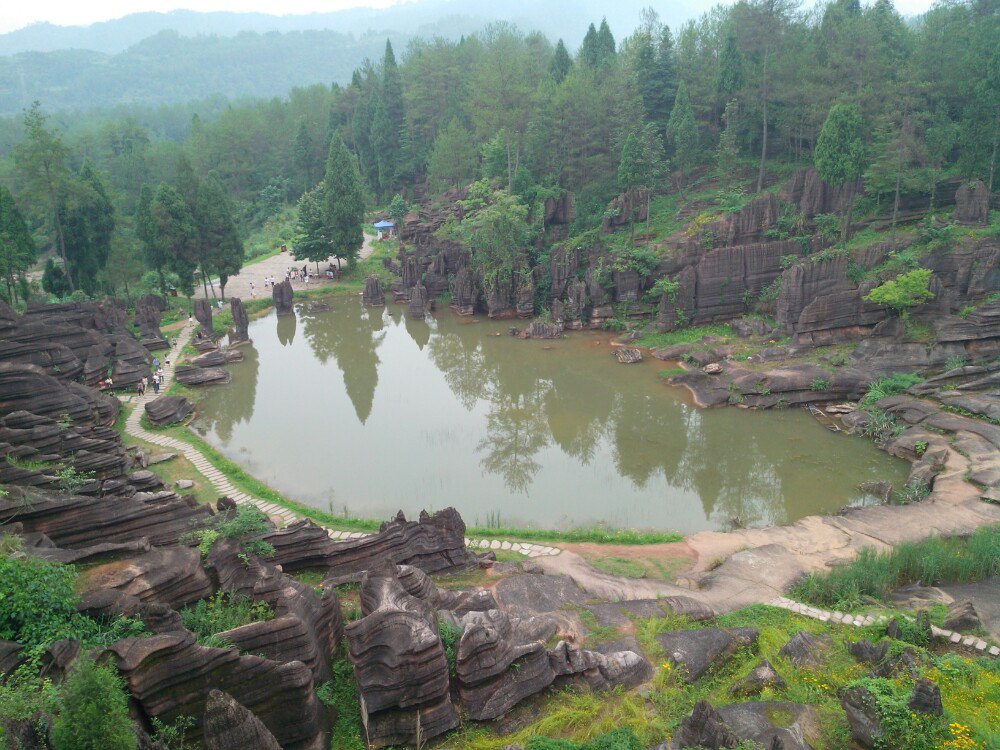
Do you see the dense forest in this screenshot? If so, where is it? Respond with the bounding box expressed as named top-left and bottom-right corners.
top-left (0, 0), bottom-right (997, 308)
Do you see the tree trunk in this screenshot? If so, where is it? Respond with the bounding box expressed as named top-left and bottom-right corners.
top-left (200, 270), bottom-right (209, 299)
top-left (756, 54), bottom-right (769, 193)
top-left (841, 182), bottom-right (856, 245)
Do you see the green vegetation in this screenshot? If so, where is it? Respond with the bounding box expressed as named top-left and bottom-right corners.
top-left (861, 373), bottom-right (924, 405)
top-left (792, 525), bottom-right (1000, 609)
top-left (179, 591), bottom-right (274, 647)
top-left (439, 618), bottom-right (462, 676)
top-left (50, 658), bottom-right (137, 750)
top-left (180, 503), bottom-right (275, 559)
top-left (440, 603), bottom-right (998, 750)
top-left (588, 556), bottom-right (650, 579)
top-left (635, 324), bottom-right (733, 350)
top-left (864, 269), bottom-right (936, 318)
top-left (0, 555), bottom-right (146, 662)
top-left (317, 657), bottom-right (365, 750)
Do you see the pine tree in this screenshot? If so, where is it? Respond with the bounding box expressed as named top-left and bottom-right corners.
top-left (652, 27), bottom-right (678, 125)
top-left (293, 185), bottom-right (332, 270)
top-left (427, 118), bottom-right (478, 192)
top-left (369, 95), bottom-right (395, 197)
top-left (579, 24), bottom-right (600, 68)
top-left (667, 81), bottom-right (699, 182)
top-left (596, 19), bottom-right (616, 65)
top-left (714, 35), bottom-right (745, 107)
top-left (13, 102), bottom-right (74, 292)
top-left (60, 162), bottom-right (115, 294)
top-left (815, 102), bottom-right (867, 243)
top-left (195, 175), bottom-right (244, 299)
top-left (136, 184), bottom-right (167, 293)
top-left (0, 185), bottom-right (37, 304)
top-left (550, 39), bottom-right (573, 83)
top-left (324, 133), bottom-right (365, 269)
top-left (292, 118), bottom-right (314, 195)
top-left (149, 183), bottom-right (199, 297)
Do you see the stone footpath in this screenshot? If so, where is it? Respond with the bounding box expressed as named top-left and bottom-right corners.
top-left (767, 595), bottom-right (1000, 657)
top-left (124, 321), bottom-right (562, 557)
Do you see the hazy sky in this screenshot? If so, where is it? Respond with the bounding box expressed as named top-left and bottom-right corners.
top-left (1, 0), bottom-right (941, 35)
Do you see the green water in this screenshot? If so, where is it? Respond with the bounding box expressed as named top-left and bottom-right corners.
top-left (191, 296), bottom-right (911, 534)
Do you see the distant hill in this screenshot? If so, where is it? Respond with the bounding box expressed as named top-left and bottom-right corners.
top-left (0, 0), bottom-right (715, 116)
top-left (0, 1), bottom-right (711, 56)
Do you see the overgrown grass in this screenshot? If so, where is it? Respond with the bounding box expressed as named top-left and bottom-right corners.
top-left (589, 556), bottom-right (651, 579)
top-left (792, 525), bottom-right (1000, 609)
top-left (317, 656), bottom-right (366, 750)
top-left (861, 372), bottom-right (924, 405)
top-left (635, 323), bottom-right (733, 350)
top-left (243, 206), bottom-right (296, 262)
top-left (179, 591), bottom-right (273, 647)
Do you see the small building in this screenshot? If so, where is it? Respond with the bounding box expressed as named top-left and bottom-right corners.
top-left (373, 220), bottom-right (395, 240)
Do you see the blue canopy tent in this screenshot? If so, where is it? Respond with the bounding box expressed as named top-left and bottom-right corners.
top-left (373, 219), bottom-right (395, 239)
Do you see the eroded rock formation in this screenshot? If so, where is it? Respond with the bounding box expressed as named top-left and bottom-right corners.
top-left (229, 297), bottom-right (250, 345)
top-left (273, 279), bottom-right (294, 315)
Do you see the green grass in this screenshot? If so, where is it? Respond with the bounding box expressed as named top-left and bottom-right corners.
top-left (792, 525), bottom-right (1000, 609)
top-left (658, 368), bottom-right (687, 379)
top-left (243, 206), bottom-right (297, 262)
top-left (635, 323), bottom-right (732, 350)
top-left (179, 591), bottom-right (273, 648)
top-left (317, 656), bottom-right (365, 750)
top-left (861, 372), bottom-right (924, 405)
top-left (589, 556), bottom-right (651, 579)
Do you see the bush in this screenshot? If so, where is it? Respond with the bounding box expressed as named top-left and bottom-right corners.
top-left (438, 619), bottom-right (462, 677)
top-left (317, 657), bottom-right (365, 750)
top-left (810, 378), bottom-right (830, 391)
top-left (861, 373), bottom-right (924, 405)
top-left (0, 556), bottom-right (86, 659)
top-left (179, 592), bottom-right (273, 646)
top-left (864, 268), bottom-right (935, 313)
top-left (50, 658), bottom-right (137, 750)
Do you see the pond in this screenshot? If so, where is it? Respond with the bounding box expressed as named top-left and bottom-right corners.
top-left (191, 296), bottom-right (911, 535)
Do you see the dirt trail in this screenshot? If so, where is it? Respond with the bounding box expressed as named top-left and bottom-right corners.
top-left (195, 234), bottom-right (376, 300)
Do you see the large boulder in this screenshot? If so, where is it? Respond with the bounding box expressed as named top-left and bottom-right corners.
top-left (363, 276), bottom-right (385, 306)
top-left (345, 564), bottom-right (458, 747)
top-left (174, 365), bottom-right (232, 387)
top-left (203, 689), bottom-right (281, 750)
top-left (408, 284), bottom-right (427, 320)
top-left (841, 686), bottom-right (883, 749)
top-left (144, 395), bottom-right (193, 426)
top-left (656, 627), bottom-right (759, 682)
top-left (954, 179), bottom-right (989, 225)
top-left (76, 547), bottom-right (213, 609)
top-left (108, 633), bottom-right (322, 750)
top-left (670, 701), bottom-right (739, 749)
top-left (778, 631), bottom-right (831, 668)
top-left (194, 298), bottom-right (214, 338)
top-left (272, 279), bottom-right (294, 316)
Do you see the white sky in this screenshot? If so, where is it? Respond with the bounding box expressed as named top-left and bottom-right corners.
top-left (1, 0), bottom-right (941, 35)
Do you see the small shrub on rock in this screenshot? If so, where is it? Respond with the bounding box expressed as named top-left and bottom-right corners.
top-left (180, 591), bottom-right (273, 646)
top-left (50, 658), bottom-right (137, 750)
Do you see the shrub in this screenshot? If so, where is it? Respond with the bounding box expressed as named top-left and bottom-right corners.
top-left (846, 677), bottom-right (947, 750)
top-left (861, 373), bottom-right (924, 405)
top-left (810, 378), bottom-right (830, 391)
top-left (50, 658), bottom-right (137, 750)
top-left (179, 592), bottom-right (273, 646)
top-left (864, 268), bottom-right (935, 314)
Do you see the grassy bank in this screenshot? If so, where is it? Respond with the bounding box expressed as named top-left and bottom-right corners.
top-left (131, 412), bottom-right (683, 545)
top-left (792, 525), bottom-right (1000, 609)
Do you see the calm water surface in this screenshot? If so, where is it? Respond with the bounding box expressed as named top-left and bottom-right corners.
top-left (192, 297), bottom-right (910, 534)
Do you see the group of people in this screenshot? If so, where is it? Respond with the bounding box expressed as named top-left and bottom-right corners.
top-left (137, 356), bottom-right (168, 396)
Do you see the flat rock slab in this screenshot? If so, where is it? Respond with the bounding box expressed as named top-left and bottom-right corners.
top-left (493, 574), bottom-right (587, 614)
top-left (585, 599), bottom-right (666, 628)
top-left (656, 627), bottom-right (759, 682)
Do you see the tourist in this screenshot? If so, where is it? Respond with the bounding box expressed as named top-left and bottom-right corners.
top-left (250, 280), bottom-right (256, 299)
top-left (152, 356), bottom-right (160, 369)
top-left (304, 272), bottom-right (309, 285)
top-left (217, 299), bottom-right (224, 310)
top-left (152, 374), bottom-right (159, 394)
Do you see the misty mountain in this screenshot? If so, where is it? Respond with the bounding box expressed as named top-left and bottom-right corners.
top-left (0, 0), bottom-right (713, 56)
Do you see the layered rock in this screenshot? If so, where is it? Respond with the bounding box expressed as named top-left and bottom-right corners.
top-left (345, 564), bottom-right (458, 747)
top-left (194, 298), bottom-right (214, 338)
top-left (77, 546), bottom-right (213, 609)
top-left (363, 276), bottom-right (385, 306)
top-left (272, 279), bottom-right (294, 316)
top-left (0, 484), bottom-right (212, 548)
top-left (145, 395), bottom-right (194, 426)
top-left (656, 627), bottom-right (759, 682)
top-left (954, 179), bottom-right (989, 225)
top-left (408, 284), bottom-right (427, 320)
top-left (108, 633), bottom-right (322, 750)
top-left (174, 364), bottom-right (232, 387)
top-left (229, 298), bottom-right (250, 345)
top-left (450, 266), bottom-right (476, 316)
top-left (203, 690), bottom-right (282, 750)
top-left (134, 294), bottom-right (169, 351)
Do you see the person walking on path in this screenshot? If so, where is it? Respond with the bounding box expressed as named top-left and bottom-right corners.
top-left (152, 373), bottom-right (160, 394)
